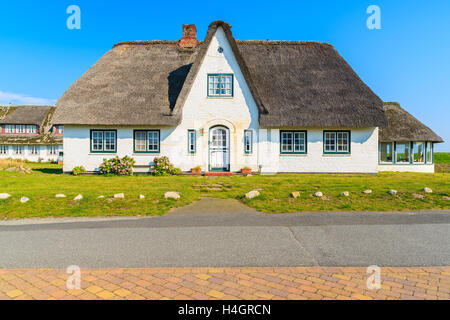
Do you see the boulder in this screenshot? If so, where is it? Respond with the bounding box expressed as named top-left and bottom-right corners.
top-left (20, 197), bottom-right (29, 203)
top-left (245, 190), bottom-right (260, 199)
top-left (313, 192), bottom-right (323, 197)
top-left (422, 187), bottom-right (433, 194)
top-left (114, 193), bottom-right (125, 199)
top-left (164, 191), bottom-right (180, 200)
top-left (0, 193), bottom-right (11, 199)
top-left (55, 194), bottom-right (66, 198)
top-left (443, 196), bottom-right (450, 201)
top-left (412, 193), bottom-right (425, 199)
top-left (291, 192), bottom-right (300, 199)
top-left (388, 190), bottom-right (398, 195)
top-left (73, 194), bottom-right (83, 201)
top-left (139, 195), bottom-right (145, 199)
top-left (97, 195), bottom-right (105, 199)
top-left (5, 167), bottom-right (17, 172)
top-left (363, 190), bottom-right (372, 194)
top-left (340, 191), bottom-right (350, 197)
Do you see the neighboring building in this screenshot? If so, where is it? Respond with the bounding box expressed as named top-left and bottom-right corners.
top-left (0, 106), bottom-right (63, 162)
top-left (53, 21), bottom-right (442, 174)
top-left (378, 102), bottom-right (443, 173)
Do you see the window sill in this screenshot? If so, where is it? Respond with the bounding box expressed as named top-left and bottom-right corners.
top-left (132, 153), bottom-right (160, 156)
top-left (206, 96), bottom-right (234, 99)
top-left (89, 153), bottom-right (117, 155)
top-left (322, 153), bottom-right (351, 157)
top-left (280, 153), bottom-right (307, 157)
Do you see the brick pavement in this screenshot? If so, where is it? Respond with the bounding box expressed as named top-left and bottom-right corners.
top-left (0, 267), bottom-right (449, 300)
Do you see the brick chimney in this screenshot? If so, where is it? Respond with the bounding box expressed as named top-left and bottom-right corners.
top-left (178, 24), bottom-right (199, 49)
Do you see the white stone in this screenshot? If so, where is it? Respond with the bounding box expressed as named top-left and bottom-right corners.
top-left (245, 190), bottom-right (260, 199)
top-left (55, 194), bottom-right (66, 198)
top-left (313, 192), bottom-right (323, 197)
top-left (388, 190), bottom-right (398, 195)
top-left (363, 190), bottom-right (372, 194)
top-left (340, 191), bottom-right (350, 197)
top-left (73, 194), bottom-right (83, 201)
top-left (0, 193), bottom-right (11, 199)
top-left (423, 187), bottom-right (433, 194)
top-left (98, 195), bottom-right (105, 198)
top-left (20, 197), bottom-right (29, 203)
top-left (114, 193), bottom-right (125, 199)
top-left (164, 191), bottom-right (180, 200)
top-left (139, 195), bottom-right (145, 199)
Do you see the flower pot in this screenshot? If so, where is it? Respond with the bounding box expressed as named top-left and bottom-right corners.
top-left (241, 168), bottom-right (252, 174)
top-left (191, 168), bottom-right (202, 174)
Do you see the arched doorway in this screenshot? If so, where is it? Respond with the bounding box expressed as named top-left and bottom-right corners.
top-left (209, 126), bottom-right (230, 172)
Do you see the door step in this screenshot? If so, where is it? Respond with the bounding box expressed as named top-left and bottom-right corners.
top-left (204, 172), bottom-right (234, 176)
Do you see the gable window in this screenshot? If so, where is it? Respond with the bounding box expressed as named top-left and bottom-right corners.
top-left (395, 142), bottom-right (410, 163)
top-left (280, 131), bottom-right (307, 154)
top-left (0, 146), bottom-right (8, 155)
top-left (13, 146), bottom-right (24, 155)
top-left (29, 145), bottom-right (39, 155)
top-left (134, 130), bottom-right (159, 153)
top-left (208, 74), bottom-right (233, 97)
top-left (426, 142), bottom-right (433, 164)
top-left (5, 125), bottom-right (14, 133)
top-left (27, 125), bottom-right (37, 134)
top-left (379, 142), bottom-right (393, 163)
top-left (188, 130), bottom-right (196, 154)
top-left (90, 130), bottom-right (117, 153)
top-left (413, 142), bottom-right (425, 163)
top-left (324, 131), bottom-right (350, 154)
top-left (244, 130), bottom-right (253, 154)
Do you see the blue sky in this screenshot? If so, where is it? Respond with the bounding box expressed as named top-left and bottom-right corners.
top-left (1, 0), bottom-right (449, 151)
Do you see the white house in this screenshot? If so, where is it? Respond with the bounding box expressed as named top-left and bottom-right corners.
top-left (0, 105), bottom-right (63, 162)
top-left (53, 21), bottom-right (442, 174)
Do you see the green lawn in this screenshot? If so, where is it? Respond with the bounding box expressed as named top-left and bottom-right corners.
top-left (435, 152), bottom-right (450, 173)
top-left (0, 162), bottom-right (449, 219)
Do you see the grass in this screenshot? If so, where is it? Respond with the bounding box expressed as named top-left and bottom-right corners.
top-left (0, 158), bottom-right (28, 170)
top-left (435, 152), bottom-right (450, 173)
top-left (0, 162), bottom-right (449, 219)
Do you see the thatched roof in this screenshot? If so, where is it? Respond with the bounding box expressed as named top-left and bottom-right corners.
top-left (379, 103), bottom-right (443, 143)
top-left (0, 106), bottom-right (62, 145)
top-left (54, 21), bottom-right (387, 128)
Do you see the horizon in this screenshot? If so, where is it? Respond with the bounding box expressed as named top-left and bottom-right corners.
top-left (1, 0), bottom-right (449, 151)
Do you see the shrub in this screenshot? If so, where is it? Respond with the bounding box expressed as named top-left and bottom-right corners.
top-left (99, 156), bottom-right (135, 176)
top-left (72, 166), bottom-right (86, 176)
top-left (151, 156), bottom-right (179, 176)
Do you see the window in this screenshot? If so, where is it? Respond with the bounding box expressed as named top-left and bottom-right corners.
top-left (27, 125), bottom-right (37, 134)
top-left (5, 125), bottom-right (14, 133)
top-left (134, 130), bottom-right (159, 153)
top-left (90, 130), bottom-right (117, 153)
top-left (208, 74), bottom-right (233, 97)
top-left (13, 146), bottom-right (24, 155)
top-left (426, 142), bottom-right (433, 164)
top-left (16, 125), bottom-right (26, 134)
top-left (379, 142), bottom-right (393, 163)
top-left (395, 142), bottom-right (410, 163)
top-left (413, 142), bottom-right (425, 163)
top-left (48, 146), bottom-right (58, 155)
top-left (0, 146), bottom-right (8, 155)
top-left (244, 130), bottom-right (253, 154)
top-left (324, 131), bottom-right (350, 154)
top-left (280, 131), bottom-right (307, 154)
top-left (29, 146), bottom-right (39, 155)
top-left (188, 130), bottom-right (196, 154)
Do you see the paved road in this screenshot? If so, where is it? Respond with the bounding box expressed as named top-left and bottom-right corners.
top-left (1, 198), bottom-right (449, 268)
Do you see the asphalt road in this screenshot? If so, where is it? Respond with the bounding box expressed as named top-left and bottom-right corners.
top-left (1, 198), bottom-right (449, 268)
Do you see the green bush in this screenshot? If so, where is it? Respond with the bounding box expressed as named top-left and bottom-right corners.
top-left (72, 166), bottom-right (86, 176)
top-left (151, 156), bottom-right (180, 176)
top-left (99, 156), bottom-right (135, 175)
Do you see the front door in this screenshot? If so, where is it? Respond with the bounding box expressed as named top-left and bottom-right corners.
top-left (209, 126), bottom-right (230, 171)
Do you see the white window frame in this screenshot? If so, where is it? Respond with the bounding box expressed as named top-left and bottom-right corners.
top-left (207, 74), bottom-right (233, 97)
top-left (29, 145), bottom-right (40, 155)
top-left (14, 145), bottom-right (24, 155)
top-left (324, 131), bottom-right (350, 154)
top-left (16, 125), bottom-right (26, 134)
top-left (426, 142), bottom-right (433, 164)
top-left (27, 125), bottom-right (37, 134)
top-left (413, 142), bottom-right (426, 164)
top-left (244, 130), bottom-right (253, 154)
top-left (379, 142), bottom-right (394, 164)
top-left (280, 131), bottom-right (307, 154)
top-left (188, 130), bottom-right (196, 154)
top-left (133, 130), bottom-right (159, 153)
top-left (48, 146), bottom-right (58, 155)
top-left (91, 130), bottom-right (117, 153)
top-left (0, 145), bottom-right (8, 155)
top-left (395, 142), bottom-right (411, 164)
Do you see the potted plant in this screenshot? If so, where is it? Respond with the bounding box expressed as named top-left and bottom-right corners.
top-left (191, 166), bottom-right (202, 174)
top-left (241, 167), bottom-right (252, 174)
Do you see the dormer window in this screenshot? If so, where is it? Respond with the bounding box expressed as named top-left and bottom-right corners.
top-left (207, 74), bottom-right (233, 97)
